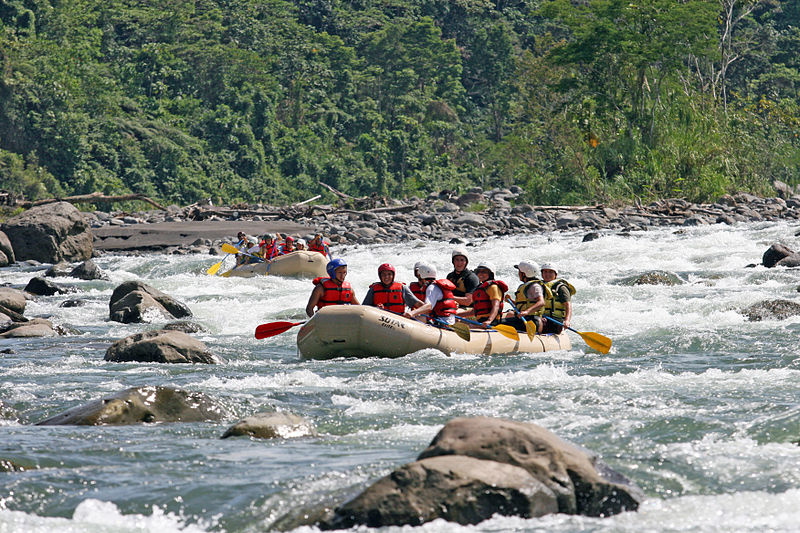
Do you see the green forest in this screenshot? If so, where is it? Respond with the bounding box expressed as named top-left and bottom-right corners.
top-left (1, 0), bottom-right (799, 207)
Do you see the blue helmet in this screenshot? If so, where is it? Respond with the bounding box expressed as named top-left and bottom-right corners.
top-left (326, 258), bottom-right (347, 278)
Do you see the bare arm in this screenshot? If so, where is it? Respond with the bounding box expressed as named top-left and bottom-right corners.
top-left (305, 285), bottom-right (323, 317)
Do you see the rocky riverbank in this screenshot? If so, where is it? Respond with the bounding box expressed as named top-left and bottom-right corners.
top-left (84, 185), bottom-right (800, 255)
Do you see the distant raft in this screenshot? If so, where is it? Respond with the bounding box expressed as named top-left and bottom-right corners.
top-left (222, 250), bottom-right (327, 278)
top-left (297, 305), bottom-right (571, 360)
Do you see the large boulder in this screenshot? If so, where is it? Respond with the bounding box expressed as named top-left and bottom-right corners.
top-left (105, 329), bottom-right (223, 364)
top-left (1, 202), bottom-right (93, 263)
top-left (320, 456), bottom-right (558, 529)
top-left (762, 243), bottom-right (800, 268)
top-left (35, 386), bottom-right (227, 425)
top-left (742, 299), bottom-right (800, 321)
top-left (0, 230), bottom-right (14, 266)
top-left (109, 280), bottom-right (192, 323)
top-left (221, 411), bottom-right (317, 439)
top-left (417, 417), bottom-right (644, 517)
top-left (0, 318), bottom-right (58, 338)
top-left (24, 276), bottom-right (77, 296)
top-left (0, 287), bottom-right (26, 314)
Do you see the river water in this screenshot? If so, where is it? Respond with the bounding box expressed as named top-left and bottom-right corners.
top-left (1, 222), bottom-right (800, 533)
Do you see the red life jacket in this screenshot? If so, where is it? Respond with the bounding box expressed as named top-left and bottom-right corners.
top-left (471, 280), bottom-right (509, 320)
top-left (308, 240), bottom-right (330, 256)
top-left (261, 241), bottom-right (279, 259)
top-left (409, 281), bottom-right (426, 301)
top-left (281, 244), bottom-right (294, 254)
top-left (369, 281), bottom-right (405, 314)
top-left (312, 277), bottom-right (353, 309)
top-left (431, 279), bottom-right (458, 318)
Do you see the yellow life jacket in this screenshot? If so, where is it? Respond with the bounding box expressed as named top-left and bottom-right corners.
top-left (514, 280), bottom-right (552, 314)
top-left (543, 279), bottom-right (576, 320)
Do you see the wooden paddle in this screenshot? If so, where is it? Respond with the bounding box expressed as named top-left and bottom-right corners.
top-left (503, 295), bottom-right (537, 341)
top-left (255, 320), bottom-right (307, 339)
top-left (542, 315), bottom-right (612, 354)
top-left (454, 316), bottom-right (520, 342)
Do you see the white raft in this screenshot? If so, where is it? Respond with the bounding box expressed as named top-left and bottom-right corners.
top-left (297, 305), bottom-right (571, 360)
top-left (222, 251), bottom-right (327, 278)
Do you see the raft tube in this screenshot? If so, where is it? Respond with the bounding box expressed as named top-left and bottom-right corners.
top-left (222, 250), bottom-right (327, 278)
top-left (297, 305), bottom-right (571, 360)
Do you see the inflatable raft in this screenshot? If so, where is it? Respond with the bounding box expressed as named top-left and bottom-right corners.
top-left (222, 251), bottom-right (327, 278)
top-left (297, 305), bottom-right (571, 360)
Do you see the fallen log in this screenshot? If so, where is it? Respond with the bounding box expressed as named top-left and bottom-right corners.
top-left (23, 193), bottom-right (167, 211)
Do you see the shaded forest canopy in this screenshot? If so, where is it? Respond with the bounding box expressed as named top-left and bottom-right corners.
top-left (1, 0), bottom-right (798, 208)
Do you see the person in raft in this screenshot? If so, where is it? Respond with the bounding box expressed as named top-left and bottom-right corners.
top-left (405, 263), bottom-right (458, 326)
top-left (362, 263), bottom-right (423, 314)
top-left (295, 238), bottom-right (306, 251)
top-left (259, 234), bottom-right (280, 261)
top-left (280, 236), bottom-right (295, 254)
top-left (446, 248), bottom-right (480, 298)
top-left (539, 263), bottom-right (576, 334)
top-left (455, 261), bottom-right (508, 327)
top-left (308, 234), bottom-right (330, 258)
top-left (408, 262), bottom-right (427, 302)
top-left (235, 233), bottom-right (260, 265)
top-left (500, 260), bottom-right (549, 332)
top-left (305, 258), bottom-right (360, 317)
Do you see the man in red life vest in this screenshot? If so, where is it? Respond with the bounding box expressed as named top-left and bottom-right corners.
top-left (456, 261), bottom-right (508, 327)
top-left (259, 235), bottom-right (280, 260)
top-left (308, 234), bottom-right (330, 258)
top-left (362, 263), bottom-right (423, 314)
top-left (281, 236), bottom-right (295, 254)
top-left (406, 263), bottom-right (458, 326)
top-left (305, 258), bottom-right (360, 317)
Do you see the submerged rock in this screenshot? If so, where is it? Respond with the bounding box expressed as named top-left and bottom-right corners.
top-left (24, 276), bottom-right (77, 296)
top-left (105, 329), bottom-right (223, 364)
top-left (221, 411), bottom-right (317, 439)
top-left (742, 299), bottom-right (800, 321)
top-left (35, 386), bottom-right (227, 425)
top-left (617, 270), bottom-right (684, 286)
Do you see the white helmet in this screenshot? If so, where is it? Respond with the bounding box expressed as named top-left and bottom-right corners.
top-left (416, 263), bottom-right (437, 280)
top-left (515, 261), bottom-right (540, 278)
top-left (540, 263), bottom-right (557, 275)
top-left (296, 238), bottom-right (306, 246)
top-left (474, 261), bottom-right (496, 275)
top-left (451, 248), bottom-right (469, 263)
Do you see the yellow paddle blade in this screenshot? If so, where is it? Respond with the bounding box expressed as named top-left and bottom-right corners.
top-left (221, 243), bottom-right (241, 255)
top-left (579, 331), bottom-right (612, 354)
top-left (494, 324), bottom-right (520, 342)
top-left (524, 319), bottom-right (536, 342)
top-left (206, 260), bottom-right (223, 276)
top-left (451, 321), bottom-right (471, 342)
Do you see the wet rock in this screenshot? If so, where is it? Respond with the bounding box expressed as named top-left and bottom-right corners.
top-left (59, 299), bottom-right (88, 308)
top-left (320, 455), bottom-right (557, 529)
top-left (583, 232), bottom-right (601, 242)
top-left (221, 411), bottom-right (317, 439)
top-left (0, 459), bottom-right (26, 472)
top-left (24, 276), bottom-right (77, 296)
top-left (762, 243), bottom-right (798, 268)
top-left (742, 299), bottom-right (800, 321)
top-left (44, 261), bottom-right (73, 277)
top-left (0, 230), bottom-right (14, 265)
top-left (35, 386), bottom-right (227, 425)
top-left (162, 320), bottom-right (207, 334)
top-left (0, 318), bottom-right (58, 338)
top-left (417, 417), bottom-right (644, 517)
top-left (1, 202), bottom-right (93, 263)
top-left (109, 280), bottom-right (192, 323)
top-left (69, 259), bottom-right (110, 281)
top-left (0, 287), bottom-right (26, 314)
top-left (618, 270), bottom-right (684, 286)
top-left (105, 329), bottom-right (223, 364)
top-left (0, 399), bottom-right (17, 421)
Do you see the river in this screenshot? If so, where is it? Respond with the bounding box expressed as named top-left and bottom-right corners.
top-left (1, 221), bottom-right (799, 532)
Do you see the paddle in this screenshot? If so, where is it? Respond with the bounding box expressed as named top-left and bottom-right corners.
top-left (454, 316), bottom-right (520, 342)
top-left (424, 315), bottom-right (470, 342)
top-left (221, 243), bottom-right (265, 262)
top-left (207, 239), bottom-right (242, 275)
top-left (542, 315), bottom-right (612, 354)
top-left (255, 320), bottom-right (307, 339)
top-left (503, 295), bottom-right (537, 341)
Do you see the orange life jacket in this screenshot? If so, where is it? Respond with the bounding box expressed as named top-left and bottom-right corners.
top-left (431, 279), bottom-right (458, 318)
top-left (308, 240), bottom-right (329, 256)
top-left (409, 281), bottom-right (426, 301)
top-left (312, 277), bottom-right (353, 308)
top-left (471, 280), bottom-right (509, 320)
top-left (369, 281), bottom-right (405, 314)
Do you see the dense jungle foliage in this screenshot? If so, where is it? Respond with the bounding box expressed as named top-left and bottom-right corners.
top-left (1, 0), bottom-right (799, 207)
